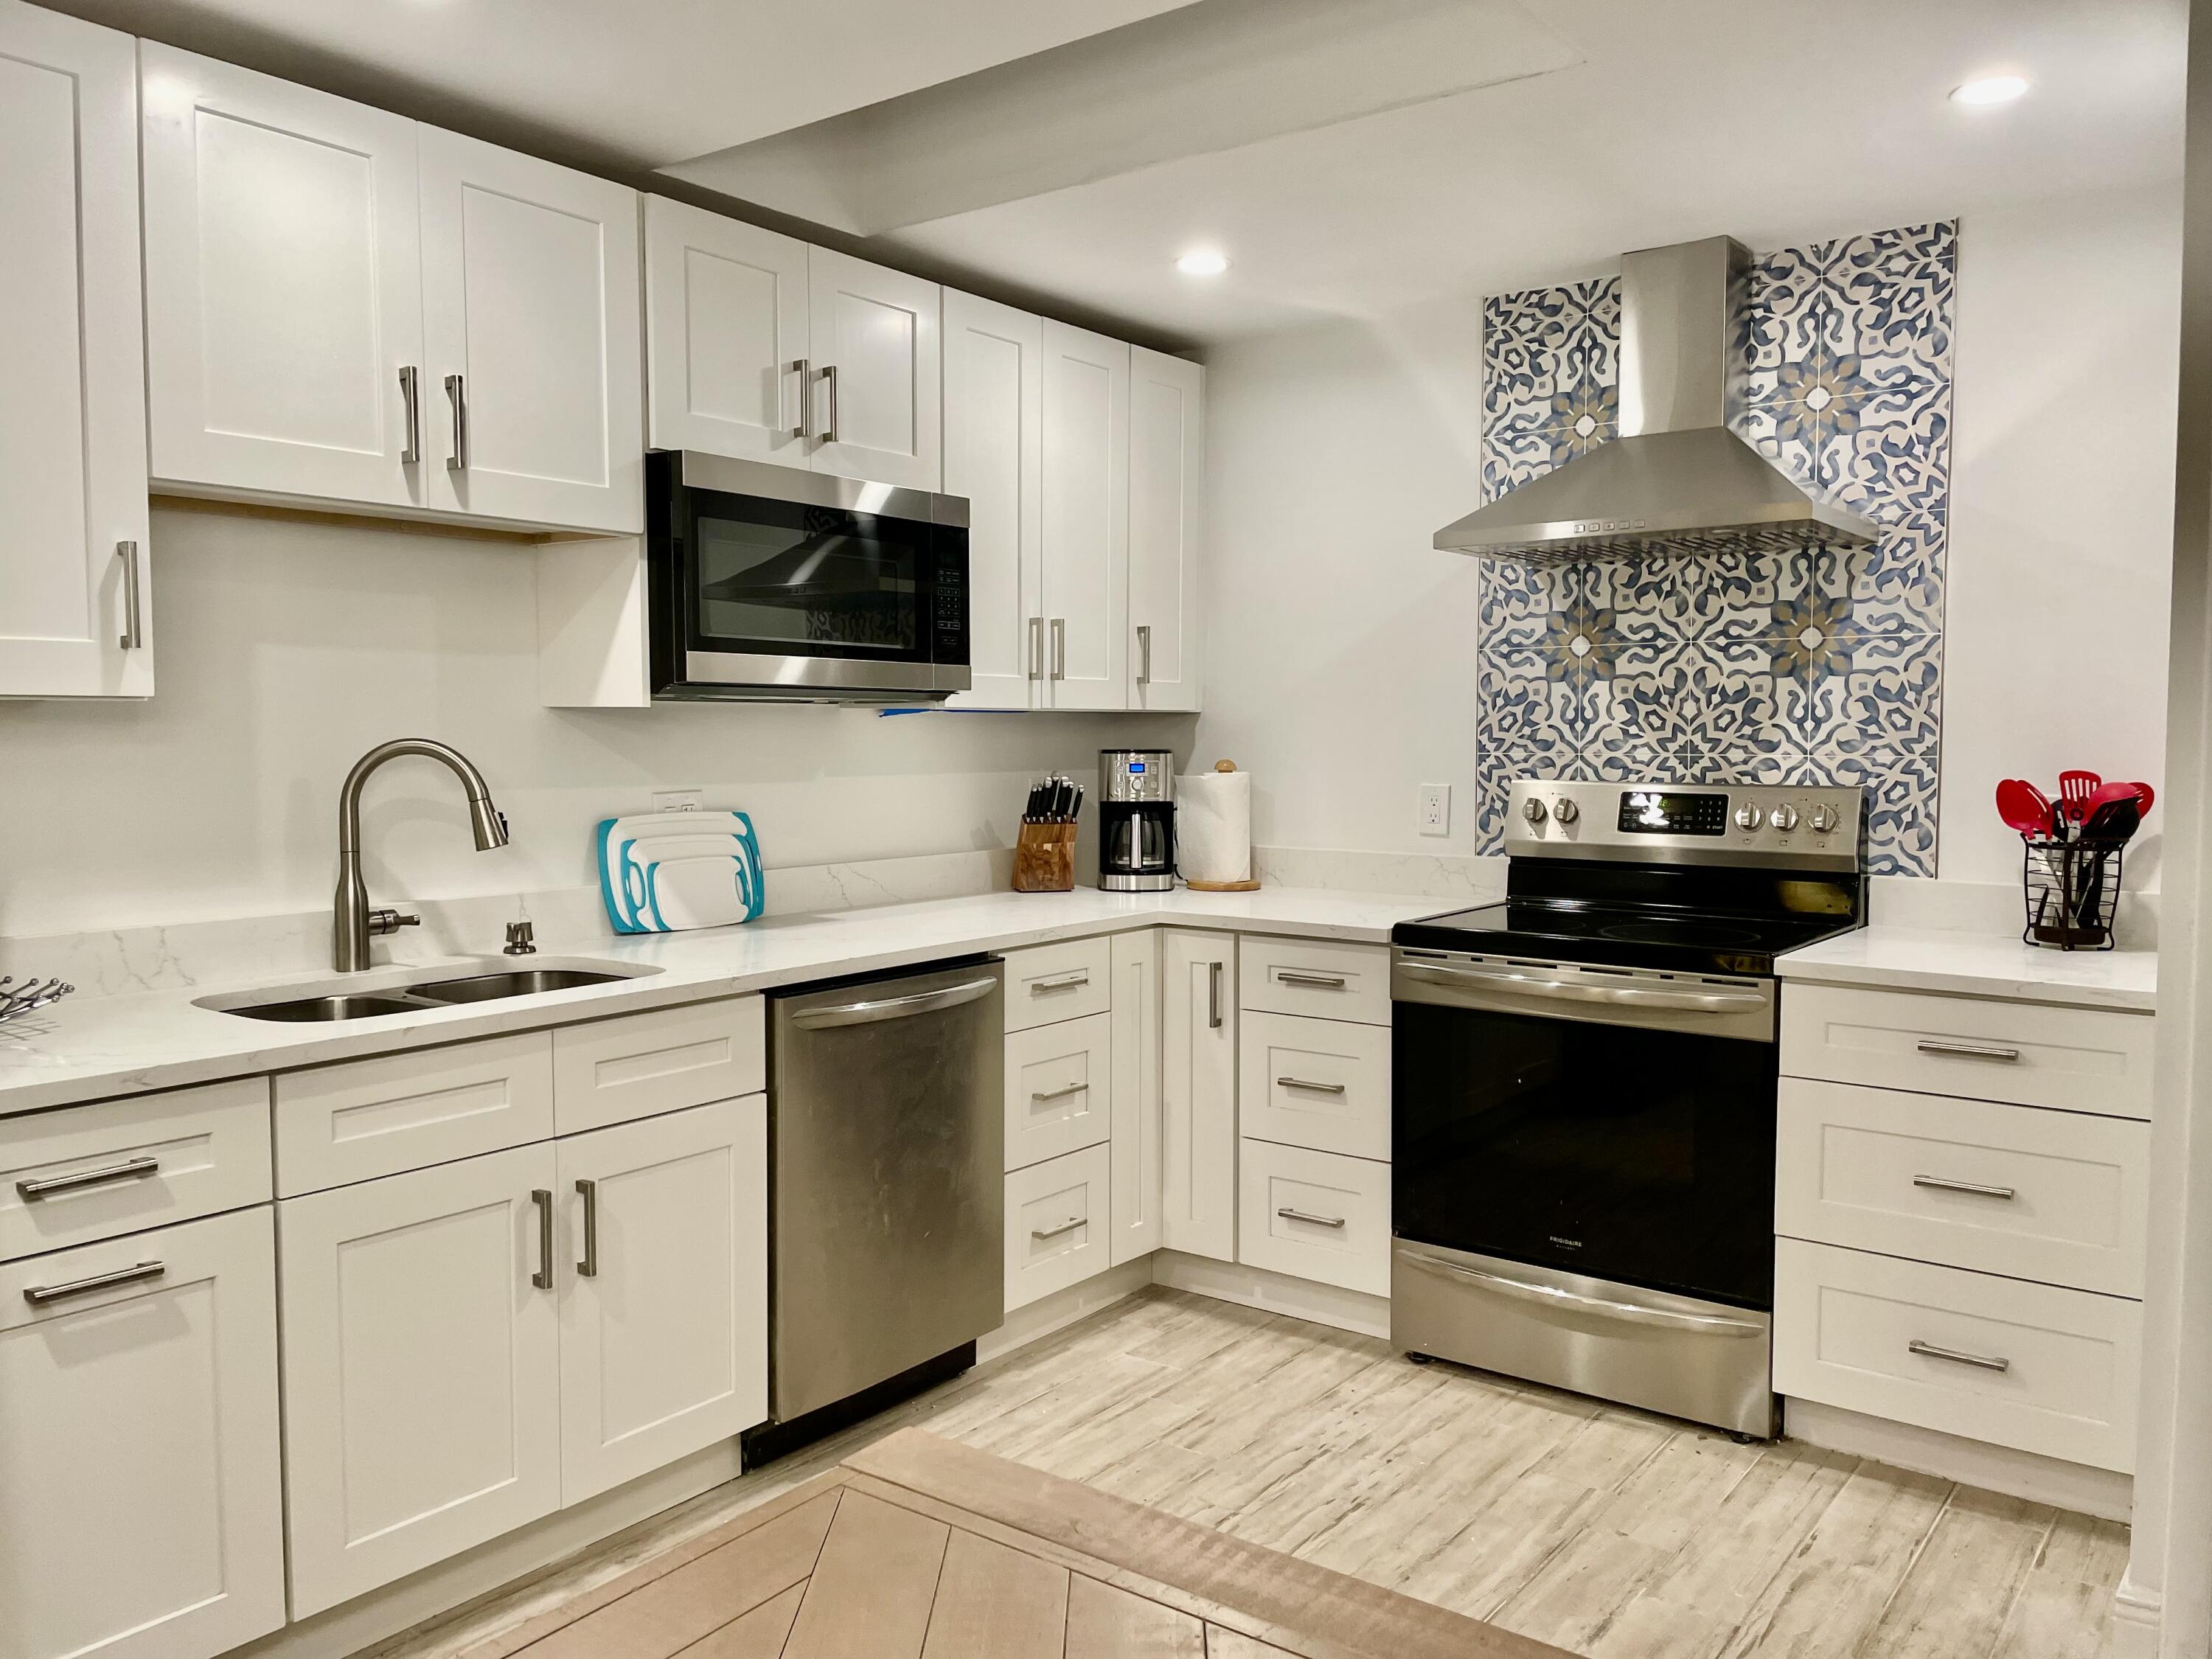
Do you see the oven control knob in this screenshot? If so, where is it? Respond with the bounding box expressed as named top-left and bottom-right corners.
top-left (1770, 804), bottom-right (1799, 832)
top-left (1553, 798), bottom-right (1579, 824)
top-left (1522, 797), bottom-right (1548, 824)
top-left (1734, 803), bottom-right (1764, 830)
top-left (1809, 804), bottom-right (1840, 834)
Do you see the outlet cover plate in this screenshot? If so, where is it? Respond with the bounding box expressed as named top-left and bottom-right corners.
top-left (651, 787), bottom-right (706, 813)
top-left (1419, 783), bottom-right (1450, 837)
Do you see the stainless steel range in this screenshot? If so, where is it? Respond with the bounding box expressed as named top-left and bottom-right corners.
top-left (1388, 779), bottom-right (1868, 1438)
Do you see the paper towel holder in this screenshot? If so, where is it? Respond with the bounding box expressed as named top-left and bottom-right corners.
top-left (1182, 759), bottom-right (1262, 893)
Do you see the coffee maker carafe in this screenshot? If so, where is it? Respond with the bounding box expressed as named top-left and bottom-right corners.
top-left (1099, 750), bottom-right (1175, 892)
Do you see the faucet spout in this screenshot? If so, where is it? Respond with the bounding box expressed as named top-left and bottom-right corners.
top-left (334, 739), bottom-right (510, 971)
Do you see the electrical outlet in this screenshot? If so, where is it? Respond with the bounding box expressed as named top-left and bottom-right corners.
top-left (651, 787), bottom-right (705, 813)
top-left (1419, 783), bottom-right (1450, 837)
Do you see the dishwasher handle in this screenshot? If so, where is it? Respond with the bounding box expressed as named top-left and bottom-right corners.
top-left (788, 975), bottom-right (999, 1030)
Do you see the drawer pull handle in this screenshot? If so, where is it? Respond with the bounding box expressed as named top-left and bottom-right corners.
top-left (1030, 1082), bottom-right (1089, 1103)
top-left (16, 1155), bottom-right (161, 1200)
top-left (1276, 971), bottom-right (1349, 990)
top-left (1276, 1077), bottom-right (1348, 1094)
top-left (576, 1178), bottom-right (599, 1279)
top-left (1912, 1174), bottom-right (2018, 1200)
top-left (1209, 960), bottom-right (1224, 1029)
top-left (1032, 1216), bottom-right (1086, 1240)
top-left (1916, 1040), bottom-right (2023, 1062)
top-left (531, 1189), bottom-right (554, 1290)
top-left (1276, 1206), bottom-right (1346, 1228)
top-left (24, 1259), bottom-right (165, 1306)
top-left (1032, 972), bottom-right (1091, 993)
top-left (1908, 1338), bottom-right (2011, 1374)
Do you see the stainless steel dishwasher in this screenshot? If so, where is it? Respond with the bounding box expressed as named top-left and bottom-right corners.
top-left (750, 957), bottom-right (1004, 1461)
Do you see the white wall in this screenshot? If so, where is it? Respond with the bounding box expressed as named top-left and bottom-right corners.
top-left (1197, 184), bottom-right (2185, 889)
top-left (0, 506), bottom-right (1188, 939)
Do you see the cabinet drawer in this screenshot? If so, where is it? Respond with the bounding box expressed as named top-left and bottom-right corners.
top-left (276, 1034), bottom-right (554, 1195)
top-left (1239, 937), bottom-right (1391, 1026)
top-left (1778, 1079), bottom-right (2149, 1295)
top-left (1239, 1012), bottom-right (1390, 1161)
top-left (1, 1079), bottom-right (272, 1261)
top-left (1774, 1238), bottom-right (2140, 1473)
top-left (1781, 982), bottom-right (2154, 1119)
top-left (552, 995), bottom-right (765, 1134)
top-left (1005, 1143), bottom-right (1111, 1311)
top-left (1005, 1012), bottom-right (1111, 1172)
top-left (1003, 936), bottom-right (1114, 1032)
top-left (1237, 1139), bottom-right (1391, 1297)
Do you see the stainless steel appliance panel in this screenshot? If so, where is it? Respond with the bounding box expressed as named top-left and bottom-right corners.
top-left (768, 961), bottom-right (1004, 1422)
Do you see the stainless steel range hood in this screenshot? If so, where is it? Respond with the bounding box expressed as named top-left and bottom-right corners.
top-left (1435, 235), bottom-right (1879, 563)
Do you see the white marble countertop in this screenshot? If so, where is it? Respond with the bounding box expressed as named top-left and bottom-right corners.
top-left (1776, 925), bottom-right (2158, 1012)
top-left (0, 886), bottom-right (1444, 1118)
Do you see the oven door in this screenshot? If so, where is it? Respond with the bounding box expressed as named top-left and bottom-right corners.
top-left (1391, 949), bottom-right (1778, 1310)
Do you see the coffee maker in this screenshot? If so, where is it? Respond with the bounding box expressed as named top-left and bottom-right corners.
top-left (1099, 750), bottom-right (1175, 892)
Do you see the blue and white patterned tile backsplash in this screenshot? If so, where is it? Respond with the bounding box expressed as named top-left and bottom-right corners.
top-left (1476, 222), bottom-right (1955, 875)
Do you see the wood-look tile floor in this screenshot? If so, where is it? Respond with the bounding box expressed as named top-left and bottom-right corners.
top-left (373, 1289), bottom-right (2129, 1659)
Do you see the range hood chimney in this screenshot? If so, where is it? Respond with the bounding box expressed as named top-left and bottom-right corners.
top-left (1434, 235), bottom-right (1879, 563)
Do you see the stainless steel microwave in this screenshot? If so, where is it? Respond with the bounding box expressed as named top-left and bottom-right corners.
top-left (647, 451), bottom-right (971, 703)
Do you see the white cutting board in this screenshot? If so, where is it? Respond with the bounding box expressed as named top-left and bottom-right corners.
top-left (597, 810), bottom-right (763, 933)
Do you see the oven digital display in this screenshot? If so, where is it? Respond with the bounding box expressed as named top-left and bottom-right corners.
top-left (1617, 790), bottom-right (1730, 836)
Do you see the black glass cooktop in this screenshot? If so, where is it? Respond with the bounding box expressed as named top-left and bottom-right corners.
top-left (1392, 900), bottom-right (1860, 978)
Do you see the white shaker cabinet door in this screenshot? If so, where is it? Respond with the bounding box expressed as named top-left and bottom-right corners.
top-left (1127, 347), bottom-right (1204, 712)
top-left (418, 125), bottom-right (643, 533)
top-left (0, 1208), bottom-right (285, 1659)
top-left (807, 248), bottom-right (941, 490)
top-left (0, 2), bottom-right (151, 699)
top-left (942, 288), bottom-right (1043, 709)
top-left (141, 44), bottom-right (425, 512)
top-left (555, 1096), bottom-right (768, 1506)
top-left (1161, 929), bottom-right (1237, 1262)
top-left (1109, 929), bottom-right (1165, 1264)
top-left (278, 1144), bottom-right (562, 1617)
top-left (1039, 320), bottom-right (1129, 710)
top-left (644, 197), bottom-right (811, 469)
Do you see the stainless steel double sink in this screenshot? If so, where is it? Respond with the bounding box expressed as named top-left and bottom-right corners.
top-left (196, 961), bottom-right (662, 1022)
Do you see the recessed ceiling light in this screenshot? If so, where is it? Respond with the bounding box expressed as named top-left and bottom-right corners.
top-left (1175, 251), bottom-right (1230, 276)
top-left (1951, 74), bottom-right (2029, 107)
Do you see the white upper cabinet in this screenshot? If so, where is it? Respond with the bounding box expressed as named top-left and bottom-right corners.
top-left (808, 248), bottom-right (941, 490)
top-left (644, 198), bottom-right (811, 467)
top-left (417, 127), bottom-right (642, 534)
top-left (0, 3), bottom-right (150, 699)
top-left (1040, 320), bottom-right (1130, 710)
top-left (142, 44), bottom-right (424, 513)
top-left (942, 288), bottom-right (1044, 710)
top-left (1127, 347), bottom-right (1204, 712)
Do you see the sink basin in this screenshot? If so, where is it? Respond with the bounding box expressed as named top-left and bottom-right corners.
top-left (409, 969), bottom-right (630, 1004)
top-left (227, 993), bottom-right (431, 1023)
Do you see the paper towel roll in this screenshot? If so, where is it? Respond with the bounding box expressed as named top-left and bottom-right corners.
top-left (1178, 763), bottom-right (1253, 885)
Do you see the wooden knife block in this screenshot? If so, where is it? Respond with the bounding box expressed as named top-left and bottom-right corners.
top-left (1012, 822), bottom-right (1077, 893)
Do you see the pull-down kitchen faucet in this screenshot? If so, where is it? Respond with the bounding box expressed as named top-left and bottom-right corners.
top-left (333, 739), bottom-right (509, 971)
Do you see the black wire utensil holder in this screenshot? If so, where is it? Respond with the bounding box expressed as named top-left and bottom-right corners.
top-left (2021, 835), bottom-right (2124, 951)
top-left (0, 975), bottom-right (74, 1028)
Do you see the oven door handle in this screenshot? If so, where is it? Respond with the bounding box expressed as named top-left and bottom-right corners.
top-left (1400, 1251), bottom-right (1767, 1336)
top-left (1396, 959), bottom-right (1767, 1015)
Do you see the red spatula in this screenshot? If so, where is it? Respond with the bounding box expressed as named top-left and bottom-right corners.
top-left (2059, 771), bottom-right (2101, 826)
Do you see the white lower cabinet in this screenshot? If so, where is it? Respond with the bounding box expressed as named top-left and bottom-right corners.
top-left (1161, 930), bottom-right (1237, 1262)
top-left (1005, 1143), bottom-right (1111, 1310)
top-left (1, 1207), bottom-right (285, 1659)
top-left (1239, 1012), bottom-right (1390, 1162)
top-left (555, 1096), bottom-right (767, 1504)
top-left (1109, 930), bottom-right (1164, 1264)
top-left (1237, 1139), bottom-right (1391, 1297)
top-left (1004, 1012), bottom-right (1111, 1172)
top-left (279, 1143), bottom-right (563, 1616)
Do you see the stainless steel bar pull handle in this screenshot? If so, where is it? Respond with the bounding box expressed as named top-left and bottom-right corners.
top-left (1916, 1040), bottom-right (2022, 1062)
top-left (1031, 1216), bottom-right (1086, 1240)
top-left (531, 1189), bottom-right (554, 1290)
top-left (1275, 1077), bottom-right (1347, 1095)
top-left (116, 541), bottom-right (143, 650)
top-left (1029, 617), bottom-right (1045, 681)
top-left (1136, 623), bottom-right (1152, 686)
top-left (1032, 971), bottom-right (1090, 992)
top-left (819, 364), bottom-right (838, 443)
top-left (1051, 618), bottom-right (1067, 681)
top-left (1908, 1338), bottom-right (2010, 1373)
top-left (1030, 1081), bottom-right (1089, 1102)
top-left (1913, 1174), bottom-right (2018, 1200)
top-left (445, 373), bottom-right (470, 471)
top-left (790, 975), bottom-right (999, 1029)
top-left (24, 1259), bottom-right (165, 1306)
top-left (1276, 971), bottom-right (1348, 990)
top-left (576, 1178), bottom-right (599, 1278)
top-left (17, 1155), bottom-right (160, 1201)
top-left (788, 358), bottom-right (810, 440)
top-left (398, 365), bottom-right (422, 464)
top-left (1208, 960), bottom-right (1223, 1029)
top-left (1276, 1207), bottom-right (1346, 1228)
top-left (1400, 1250), bottom-right (1767, 1335)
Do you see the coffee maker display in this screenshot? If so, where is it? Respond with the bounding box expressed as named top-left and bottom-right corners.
top-left (1099, 750), bottom-right (1176, 892)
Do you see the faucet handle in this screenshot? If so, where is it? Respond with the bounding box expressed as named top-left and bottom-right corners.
top-left (368, 908), bottom-right (420, 937)
top-left (504, 920), bottom-right (538, 956)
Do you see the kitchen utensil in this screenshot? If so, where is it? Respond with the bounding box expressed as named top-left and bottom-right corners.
top-left (596, 810), bottom-right (764, 933)
top-left (1996, 779), bottom-right (2055, 838)
top-left (2059, 771), bottom-right (2101, 825)
top-left (2081, 779), bottom-right (2150, 821)
top-left (0, 975), bottom-right (73, 1028)
top-left (2081, 797), bottom-right (2142, 844)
